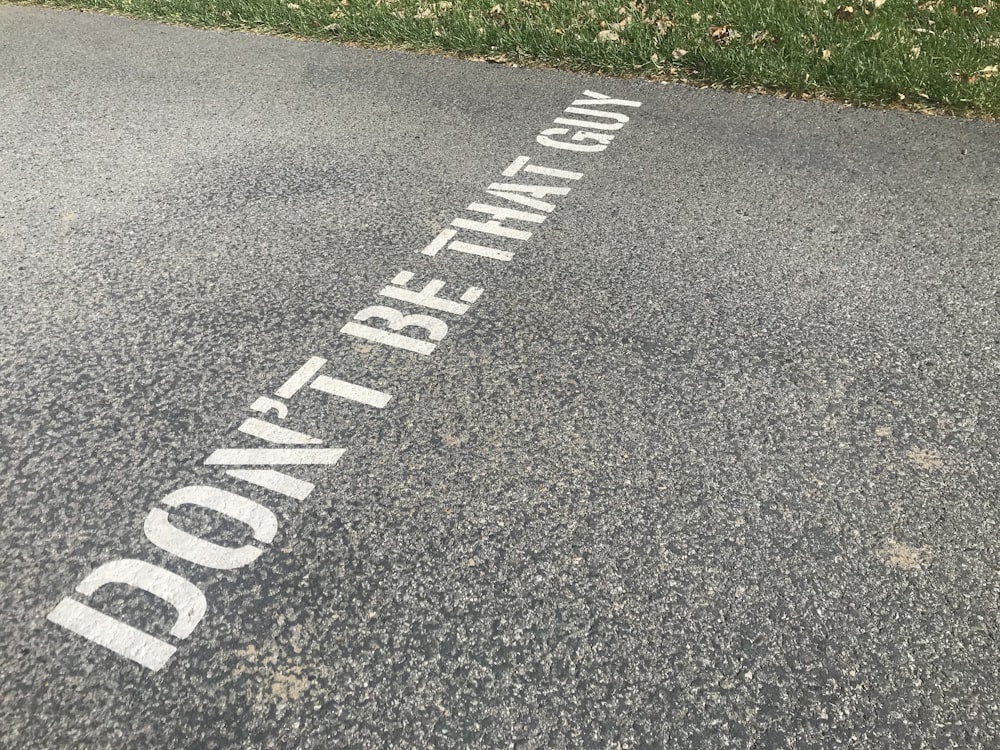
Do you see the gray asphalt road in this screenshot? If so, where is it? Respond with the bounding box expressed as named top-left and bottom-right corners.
top-left (2, 5), bottom-right (1000, 748)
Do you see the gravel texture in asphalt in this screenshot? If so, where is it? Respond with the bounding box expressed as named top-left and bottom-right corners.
top-left (2, 5), bottom-right (1000, 748)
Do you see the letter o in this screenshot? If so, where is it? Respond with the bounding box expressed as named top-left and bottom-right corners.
top-left (144, 485), bottom-right (278, 570)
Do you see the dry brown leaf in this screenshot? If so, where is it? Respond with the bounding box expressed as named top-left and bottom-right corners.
top-left (822, 48), bottom-right (832, 59)
top-left (972, 6), bottom-right (988, 15)
top-left (597, 29), bottom-right (620, 42)
top-left (671, 47), bottom-right (688, 60)
top-left (643, 11), bottom-right (674, 33)
top-left (709, 25), bottom-right (739, 45)
top-left (834, 5), bottom-right (855, 19)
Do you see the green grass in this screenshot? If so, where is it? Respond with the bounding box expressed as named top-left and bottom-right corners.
top-left (21, 0), bottom-right (1000, 117)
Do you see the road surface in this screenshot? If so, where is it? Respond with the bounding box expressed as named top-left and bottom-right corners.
top-left (2, 5), bottom-right (1000, 748)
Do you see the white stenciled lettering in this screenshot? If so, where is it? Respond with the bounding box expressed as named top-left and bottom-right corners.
top-left (460, 287), bottom-right (484, 304)
top-left (341, 305), bottom-right (448, 355)
top-left (562, 106), bottom-right (631, 124)
top-left (451, 216), bottom-right (532, 241)
top-left (269, 357), bottom-right (392, 409)
top-left (571, 90), bottom-right (643, 108)
top-left (275, 357), bottom-right (327, 399)
top-left (204, 447), bottom-right (346, 465)
top-left (46, 559), bottom-right (207, 671)
top-left (485, 190), bottom-right (555, 213)
top-left (502, 155), bottom-right (531, 176)
top-left (501, 155), bottom-right (583, 181)
top-left (238, 418), bottom-right (321, 445)
top-left (574, 131), bottom-right (616, 146)
top-left (449, 240), bottom-right (514, 261)
top-left (466, 202), bottom-right (547, 225)
top-left (422, 228), bottom-right (458, 256)
top-left (487, 182), bottom-right (571, 199)
top-left (420, 228), bottom-right (512, 261)
top-left (250, 397), bottom-right (288, 419)
top-left (310, 375), bottom-right (392, 408)
top-left (379, 271), bottom-right (483, 316)
top-left (552, 116), bottom-right (624, 132)
top-left (227, 469), bottom-right (315, 500)
top-left (144, 485), bottom-right (278, 570)
top-left (46, 87), bottom-right (644, 672)
top-left (538, 91), bottom-right (641, 152)
top-left (537, 127), bottom-right (610, 153)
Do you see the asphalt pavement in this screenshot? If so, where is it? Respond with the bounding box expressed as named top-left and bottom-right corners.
top-left (2, 5), bottom-right (1000, 748)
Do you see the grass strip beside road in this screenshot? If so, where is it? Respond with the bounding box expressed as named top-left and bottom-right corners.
top-left (24, 0), bottom-right (1000, 117)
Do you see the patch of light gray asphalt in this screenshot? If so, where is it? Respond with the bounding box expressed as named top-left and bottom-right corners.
top-left (2, 5), bottom-right (1000, 748)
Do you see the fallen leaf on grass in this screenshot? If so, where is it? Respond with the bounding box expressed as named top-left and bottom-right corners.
top-left (672, 47), bottom-right (688, 59)
top-left (709, 25), bottom-right (739, 45)
top-left (973, 6), bottom-right (988, 16)
top-left (867, 30), bottom-right (881, 40)
top-left (643, 12), bottom-right (674, 33)
top-left (611, 15), bottom-right (632, 30)
top-left (980, 65), bottom-right (999, 77)
top-left (911, 45), bottom-right (921, 58)
top-left (834, 4), bottom-right (855, 19)
top-left (597, 29), bottom-right (620, 42)
top-left (822, 48), bottom-right (832, 59)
